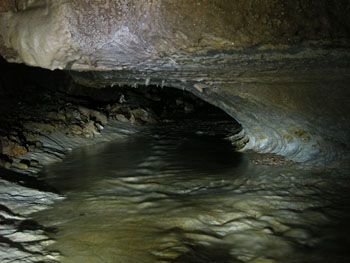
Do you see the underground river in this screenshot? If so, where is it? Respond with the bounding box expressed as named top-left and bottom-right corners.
top-left (32, 114), bottom-right (350, 263)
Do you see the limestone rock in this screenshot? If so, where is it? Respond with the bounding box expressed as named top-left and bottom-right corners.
top-left (0, 1), bottom-right (349, 165)
top-left (35, 141), bottom-right (43, 149)
top-left (23, 122), bottom-right (55, 134)
top-left (109, 103), bottom-right (122, 113)
top-left (17, 160), bottom-right (29, 169)
top-left (27, 144), bottom-right (36, 152)
top-left (0, 1), bottom-right (349, 69)
top-left (2, 142), bottom-right (28, 157)
top-left (78, 106), bottom-right (108, 125)
top-left (130, 108), bottom-right (158, 124)
top-left (13, 145), bottom-right (28, 156)
top-left (115, 114), bottom-right (129, 123)
top-left (82, 120), bottom-right (98, 137)
top-left (30, 159), bottom-right (39, 167)
top-left (71, 125), bottom-right (83, 135)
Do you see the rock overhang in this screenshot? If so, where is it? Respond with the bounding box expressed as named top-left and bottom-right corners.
top-left (0, 0), bottom-right (350, 166)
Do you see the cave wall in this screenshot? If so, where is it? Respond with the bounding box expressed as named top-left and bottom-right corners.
top-left (69, 50), bottom-right (350, 165)
top-left (1, 0), bottom-right (350, 69)
top-left (0, 0), bottom-right (350, 165)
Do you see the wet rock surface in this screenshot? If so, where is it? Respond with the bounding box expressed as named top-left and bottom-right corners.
top-left (0, 168), bottom-right (62, 262)
top-left (68, 47), bottom-right (350, 166)
top-left (0, 1), bottom-right (349, 165)
top-left (0, 59), bottom-right (241, 262)
top-left (32, 119), bottom-right (350, 263)
top-left (1, 0), bottom-right (349, 67)
top-left (0, 1), bottom-right (349, 261)
top-left (0, 67), bottom-right (208, 171)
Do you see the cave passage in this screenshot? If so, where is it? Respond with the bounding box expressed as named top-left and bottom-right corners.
top-left (25, 85), bottom-right (348, 263)
top-left (1, 61), bottom-right (350, 263)
top-left (32, 110), bottom-right (350, 263)
top-left (1, 0), bottom-right (350, 260)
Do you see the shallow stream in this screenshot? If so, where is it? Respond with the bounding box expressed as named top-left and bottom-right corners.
top-left (33, 116), bottom-right (350, 263)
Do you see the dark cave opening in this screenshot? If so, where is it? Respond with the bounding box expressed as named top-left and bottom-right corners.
top-left (0, 58), bottom-right (241, 171)
top-left (0, 56), bottom-right (241, 124)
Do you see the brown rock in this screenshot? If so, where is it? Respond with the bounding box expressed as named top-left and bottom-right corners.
top-left (115, 114), bottom-right (129, 123)
top-left (110, 104), bottom-right (122, 113)
top-left (22, 132), bottom-right (37, 142)
top-left (83, 120), bottom-right (97, 136)
top-left (130, 108), bottom-right (158, 124)
top-left (71, 125), bottom-right (83, 135)
top-left (47, 111), bottom-right (58, 120)
top-left (129, 114), bottom-right (136, 125)
top-left (17, 162), bottom-right (28, 169)
top-left (23, 122), bottom-right (56, 134)
top-left (48, 111), bottom-right (67, 122)
top-left (12, 145), bottom-right (28, 156)
top-left (57, 113), bottom-right (67, 122)
top-left (0, 1), bottom-right (15, 12)
top-left (78, 106), bottom-right (108, 125)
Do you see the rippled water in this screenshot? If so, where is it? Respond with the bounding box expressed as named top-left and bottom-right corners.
top-left (33, 118), bottom-right (350, 263)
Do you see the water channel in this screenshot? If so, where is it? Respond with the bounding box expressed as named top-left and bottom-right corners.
top-left (33, 113), bottom-right (350, 263)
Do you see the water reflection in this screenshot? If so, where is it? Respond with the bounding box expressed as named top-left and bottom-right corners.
top-left (33, 121), bottom-right (350, 263)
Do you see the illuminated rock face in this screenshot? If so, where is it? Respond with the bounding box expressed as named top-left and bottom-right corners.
top-left (0, 0), bottom-right (350, 165)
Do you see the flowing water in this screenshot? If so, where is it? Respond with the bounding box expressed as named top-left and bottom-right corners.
top-left (33, 116), bottom-right (350, 263)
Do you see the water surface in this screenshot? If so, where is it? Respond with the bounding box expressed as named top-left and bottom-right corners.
top-left (34, 119), bottom-right (350, 263)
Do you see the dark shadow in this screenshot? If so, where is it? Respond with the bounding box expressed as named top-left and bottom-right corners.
top-left (161, 243), bottom-right (244, 263)
top-left (0, 167), bottom-right (59, 193)
top-left (173, 135), bottom-right (243, 174)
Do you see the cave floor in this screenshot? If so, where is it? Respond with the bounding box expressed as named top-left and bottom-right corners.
top-left (0, 76), bottom-right (349, 262)
top-left (31, 117), bottom-right (350, 263)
